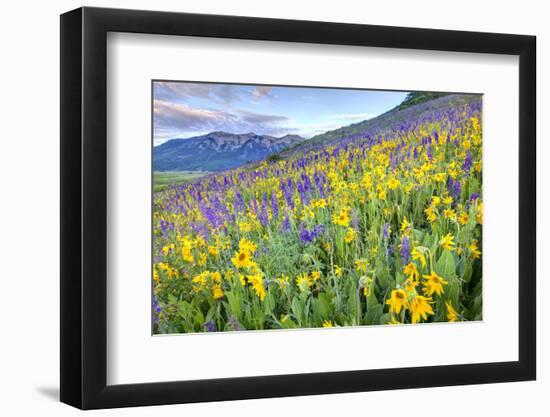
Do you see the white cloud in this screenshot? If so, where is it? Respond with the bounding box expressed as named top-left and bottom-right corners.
top-left (153, 100), bottom-right (294, 144)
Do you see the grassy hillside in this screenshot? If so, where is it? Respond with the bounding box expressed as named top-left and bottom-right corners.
top-left (282, 93), bottom-right (480, 158)
top-left (389, 92), bottom-right (450, 112)
top-left (153, 171), bottom-right (209, 192)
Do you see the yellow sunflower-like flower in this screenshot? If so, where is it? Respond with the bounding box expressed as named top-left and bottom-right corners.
top-left (212, 284), bottom-right (224, 300)
top-left (354, 259), bottom-right (368, 273)
top-left (386, 289), bottom-right (409, 314)
top-left (332, 208), bottom-right (351, 227)
top-left (311, 271), bottom-right (321, 282)
top-left (247, 274), bottom-right (266, 301)
top-left (401, 217), bottom-right (411, 232)
top-left (403, 262), bottom-right (419, 281)
top-left (231, 250), bottom-right (253, 269)
top-left (412, 247), bottom-right (426, 268)
top-left (207, 245), bottom-right (220, 257)
top-left (424, 205), bottom-right (437, 223)
top-left (445, 301), bottom-right (459, 322)
top-left (422, 271), bottom-right (448, 296)
top-left (388, 177), bottom-right (400, 190)
top-left (410, 295), bottom-right (434, 323)
top-left (322, 320), bottom-right (334, 328)
top-left (469, 240), bottom-right (482, 259)
top-left (458, 211), bottom-right (469, 225)
top-left (238, 238), bottom-right (257, 254)
top-left (344, 228), bottom-right (357, 243)
top-left (296, 273), bottom-right (312, 290)
top-left (439, 233), bottom-right (456, 251)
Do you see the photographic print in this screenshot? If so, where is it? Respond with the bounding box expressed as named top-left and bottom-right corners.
top-left (152, 81), bottom-right (482, 334)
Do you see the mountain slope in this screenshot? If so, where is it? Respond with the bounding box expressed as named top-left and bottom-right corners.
top-left (281, 93), bottom-right (480, 157)
top-left (154, 132), bottom-right (305, 172)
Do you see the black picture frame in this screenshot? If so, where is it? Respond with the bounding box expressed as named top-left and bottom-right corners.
top-left (60, 6), bottom-right (536, 410)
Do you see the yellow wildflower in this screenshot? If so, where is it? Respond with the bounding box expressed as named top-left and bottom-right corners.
top-left (433, 173), bottom-right (446, 183)
top-left (458, 211), bottom-right (469, 225)
top-left (207, 246), bottom-right (220, 257)
top-left (442, 196), bottom-right (453, 205)
top-left (386, 289), bottom-right (409, 314)
top-left (231, 250), bottom-right (253, 269)
top-left (439, 233), bottom-right (456, 251)
top-left (410, 295), bottom-right (434, 323)
top-left (469, 240), bottom-right (481, 259)
top-left (332, 208), bottom-right (351, 227)
top-left (238, 238), bottom-right (257, 254)
top-left (476, 202), bottom-right (483, 224)
top-left (247, 274), bottom-right (266, 301)
top-left (212, 284), bottom-right (224, 300)
top-left (403, 262), bottom-right (419, 281)
top-left (277, 275), bottom-right (289, 289)
top-left (344, 228), bottom-right (357, 243)
top-left (354, 259), bottom-right (368, 273)
top-left (424, 205), bottom-right (437, 223)
top-left (422, 271), bottom-right (448, 296)
top-left (445, 301), bottom-right (459, 322)
top-left (412, 247), bottom-right (426, 268)
top-left (401, 217), bottom-right (411, 232)
top-left (443, 208), bottom-right (457, 221)
top-left (388, 177), bottom-right (400, 190)
top-left (296, 273), bottom-right (312, 290)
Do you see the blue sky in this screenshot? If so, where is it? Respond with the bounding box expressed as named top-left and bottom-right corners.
top-left (153, 81), bottom-right (408, 145)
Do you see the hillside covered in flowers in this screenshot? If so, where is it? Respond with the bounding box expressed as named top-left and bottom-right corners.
top-left (152, 93), bottom-right (483, 333)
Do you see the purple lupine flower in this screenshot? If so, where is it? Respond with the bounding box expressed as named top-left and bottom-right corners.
top-left (446, 176), bottom-right (455, 195)
top-left (271, 192), bottom-right (279, 219)
top-left (299, 223), bottom-right (325, 243)
top-left (152, 296), bottom-right (162, 323)
top-left (281, 211), bottom-right (291, 232)
top-left (204, 321), bottom-right (217, 332)
top-left (281, 179), bottom-right (294, 209)
top-left (400, 236), bottom-right (411, 264)
top-left (202, 205), bottom-right (222, 229)
top-left (382, 223), bottom-right (390, 239)
top-left (299, 223), bottom-right (313, 243)
top-left (467, 192), bottom-right (480, 208)
top-left (311, 224), bottom-right (325, 239)
top-left (259, 194), bottom-right (269, 227)
top-left (463, 150), bottom-right (472, 175)
top-left (314, 171), bottom-right (326, 198)
top-left (234, 192), bottom-right (245, 214)
top-left (452, 179), bottom-right (462, 200)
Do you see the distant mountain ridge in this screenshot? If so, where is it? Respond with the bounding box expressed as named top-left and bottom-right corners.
top-left (153, 131), bottom-right (305, 172)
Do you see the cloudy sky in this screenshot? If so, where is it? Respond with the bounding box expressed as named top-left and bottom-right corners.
top-left (153, 81), bottom-right (408, 145)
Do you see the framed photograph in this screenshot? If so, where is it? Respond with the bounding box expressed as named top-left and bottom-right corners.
top-left (60, 6), bottom-right (536, 409)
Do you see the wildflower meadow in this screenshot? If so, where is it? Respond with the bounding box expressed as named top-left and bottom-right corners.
top-left (152, 92), bottom-right (483, 334)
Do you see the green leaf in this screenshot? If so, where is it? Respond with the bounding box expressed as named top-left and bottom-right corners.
top-left (379, 313), bottom-right (391, 325)
top-left (365, 304), bottom-right (383, 325)
top-left (317, 292), bottom-right (332, 317)
top-left (436, 249), bottom-right (456, 279)
top-left (291, 297), bottom-right (303, 325)
top-left (462, 260), bottom-right (473, 283)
